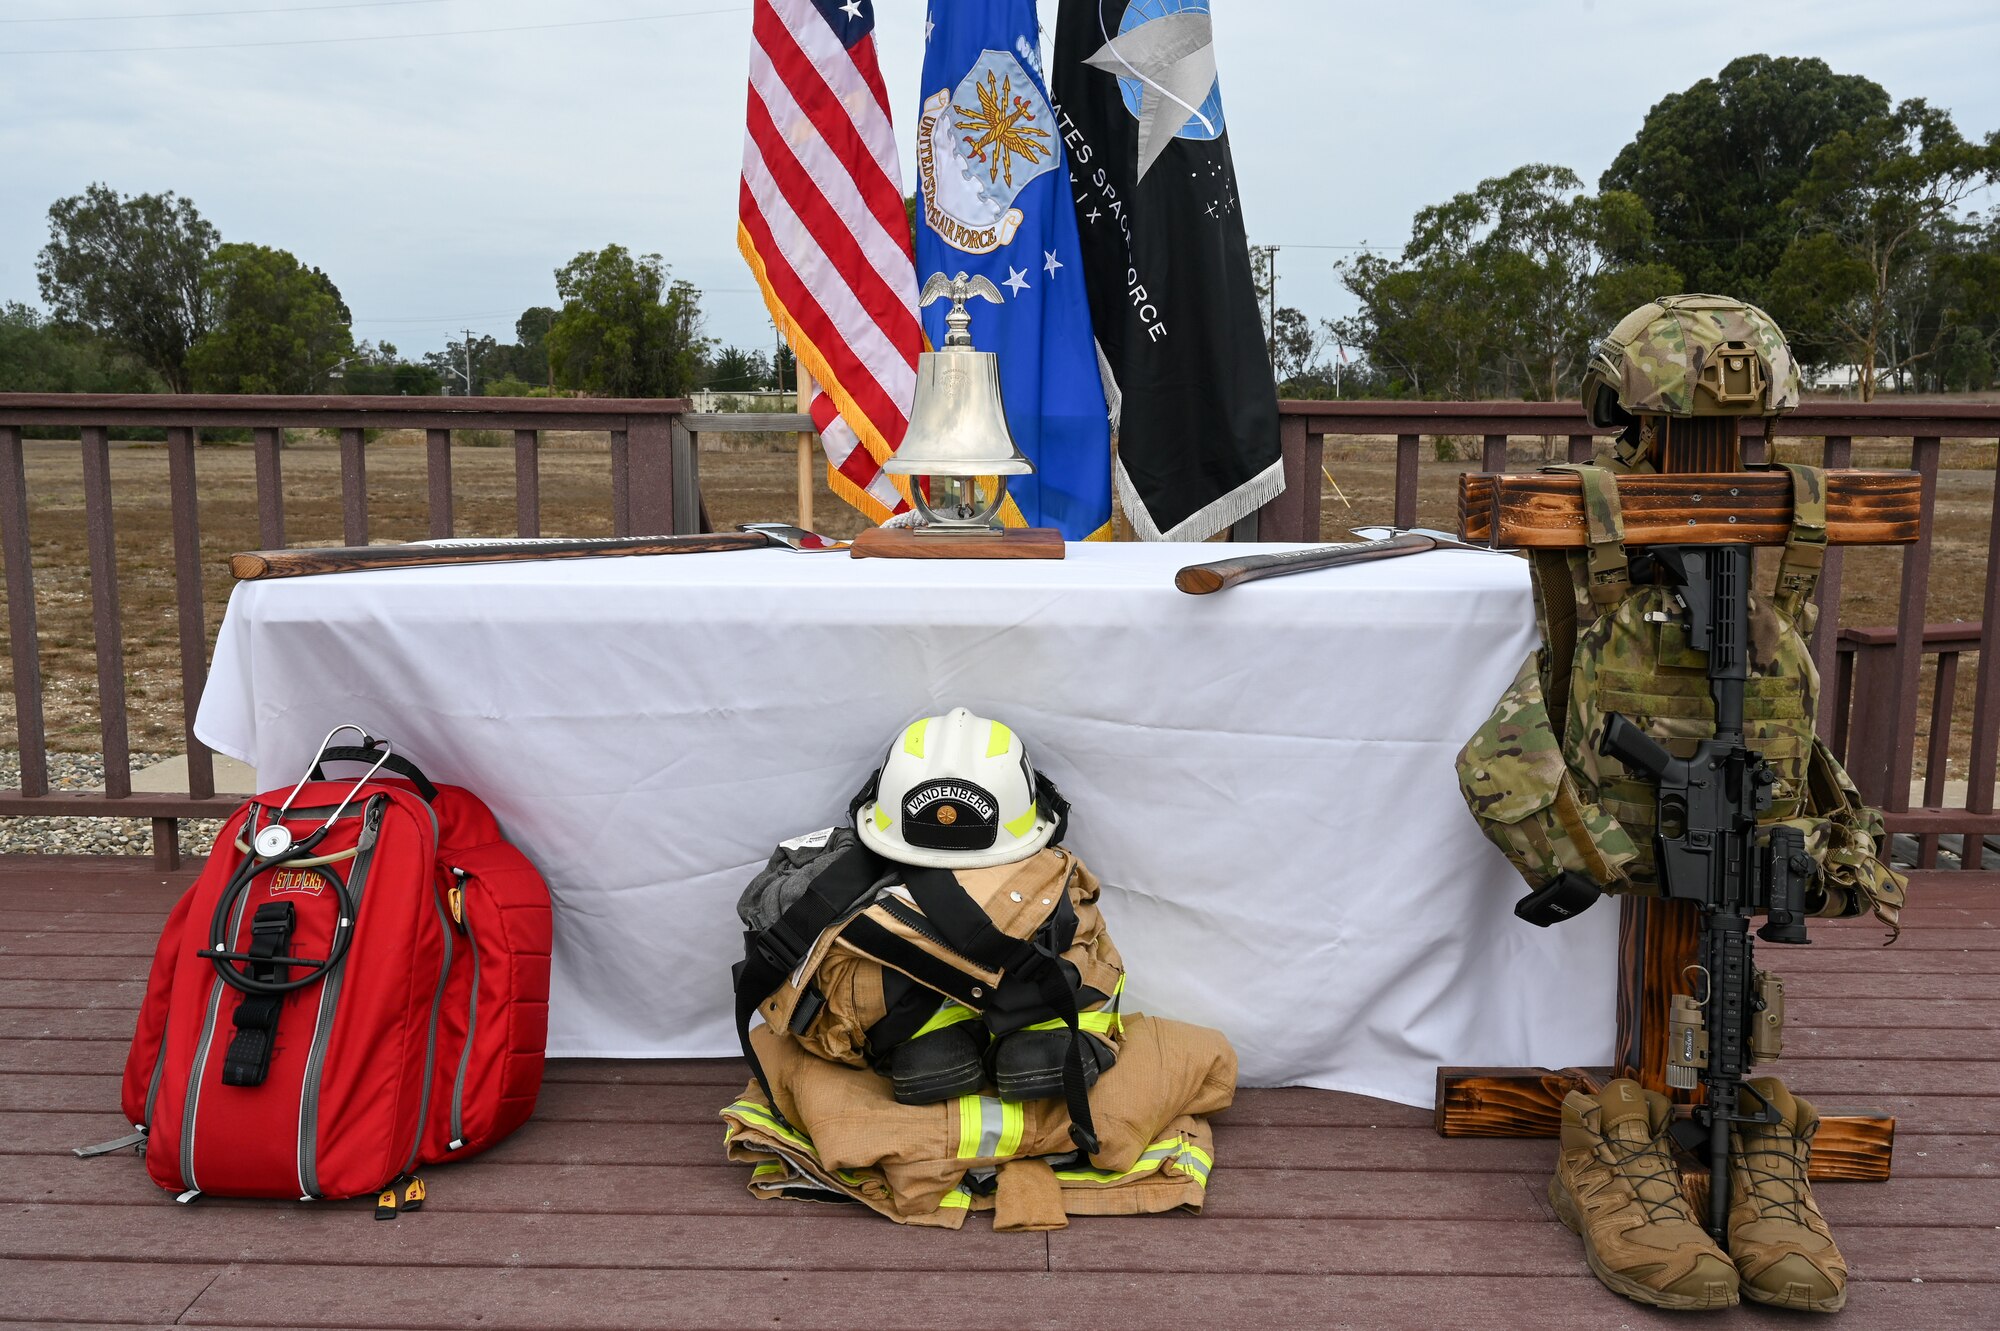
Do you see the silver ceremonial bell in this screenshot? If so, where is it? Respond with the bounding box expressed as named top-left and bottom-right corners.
top-left (886, 271), bottom-right (1032, 534)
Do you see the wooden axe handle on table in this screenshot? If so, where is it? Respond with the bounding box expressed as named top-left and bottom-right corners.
top-left (1173, 529), bottom-right (1505, 595)
top-left (229, 524), bottom-right (845, 581)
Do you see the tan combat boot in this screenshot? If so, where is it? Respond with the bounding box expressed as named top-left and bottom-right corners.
top-left (1727, 1077), bottom-right (1848, 1312)
top-left (1550, 1079), bottom-right (1739, 1310)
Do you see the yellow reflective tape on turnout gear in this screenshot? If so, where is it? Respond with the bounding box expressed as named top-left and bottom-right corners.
top-left (1052, 1136), bottom-right (1208, 1187)
top-left (912, 1001), bottom-right (980, 1040)
top-left (956, 1095), bottom-right (1026, 1159)
top-left (1021, 1009), bottom-right (1122, 1036)
top-left (726, 1101), bottom-right (874, 1188)
top-left (939, 1184), bottom-right (974, 1210)
top-left (903, 717), bottom-right (929, 759)
top-left (725, 1099), bottom-right (812, 1152)
top-left (986, 720), bottom-right (1013, 758)
top-left (1021, 973), bottom-right (1125, 1037)
top-left (1003, 804), bottom-right (1038, 838)
top-left (956, 1096), bottom-right (983, 1159)
top-left (997, 1100), bottom-right (1025, 1158)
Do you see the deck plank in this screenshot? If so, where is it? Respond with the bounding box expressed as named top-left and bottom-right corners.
top-left (168, 1267), bottom-right (2000, 1330)
top-left (2, 854), bottom-right (1995, 1330)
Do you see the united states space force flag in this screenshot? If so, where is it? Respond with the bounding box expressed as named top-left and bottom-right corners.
top-left (917, 1), bottom-right (1113, 540)
top-left (1052, 0), bottom-right (1283, 541)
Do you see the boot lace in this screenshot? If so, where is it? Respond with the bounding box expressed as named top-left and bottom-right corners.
top-left (1600, 1120), bottom-right (1695, 1224)
top-left (1735, 1124), bottom-right (1813, 1227)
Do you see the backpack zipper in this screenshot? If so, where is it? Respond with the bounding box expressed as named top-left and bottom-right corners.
top-left (142, 1022), bottom-right (168, 1129)
top-left (446, 867), bottom-right (478, 1151)
top-left (398, 880), bottom-right (454, 1176)
top-left (295, 795), bottom-right (389, 1199)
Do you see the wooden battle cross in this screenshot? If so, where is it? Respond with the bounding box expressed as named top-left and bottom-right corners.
top-left (1436, 424), bottom-right (1924, 1189)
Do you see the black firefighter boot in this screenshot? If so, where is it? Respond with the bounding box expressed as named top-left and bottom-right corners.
top-left (885, 1024), bottom-right (987, 1105)
top-left (989, 1028), bottom-right (1115, 1103)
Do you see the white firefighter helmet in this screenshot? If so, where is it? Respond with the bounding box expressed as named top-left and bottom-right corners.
top-left (854, 707), bottom-right (1060, 869)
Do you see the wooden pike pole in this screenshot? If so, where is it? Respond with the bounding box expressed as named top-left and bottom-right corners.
top-left (795, 357), bottom-right (815, 533)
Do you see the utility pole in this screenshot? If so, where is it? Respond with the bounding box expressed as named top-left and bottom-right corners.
top-left (463, 328), bottom-right (475, 398)
top-left (1255, 245), bottom-right (1280, 379)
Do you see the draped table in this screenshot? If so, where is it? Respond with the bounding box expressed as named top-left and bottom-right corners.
top-left (195, 540), bottom-right (1617, 1106)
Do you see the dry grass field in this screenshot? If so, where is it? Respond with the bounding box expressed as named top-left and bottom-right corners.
top-left (1, 430), bottom-right (1993, 786)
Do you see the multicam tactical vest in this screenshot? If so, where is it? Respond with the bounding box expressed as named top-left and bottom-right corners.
top-left (1457, 462), bottom-right (1905, 933)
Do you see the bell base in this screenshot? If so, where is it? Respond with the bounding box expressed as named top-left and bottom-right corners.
top-left (850, 526), bottom-right (1065, 560)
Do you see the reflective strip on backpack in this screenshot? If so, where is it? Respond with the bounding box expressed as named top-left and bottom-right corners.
top-left (956, 1095), bottom-right (1025, 1159)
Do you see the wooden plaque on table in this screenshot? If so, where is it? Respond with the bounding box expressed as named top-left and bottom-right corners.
top-left (849, 527), bottom-right (1066, 559)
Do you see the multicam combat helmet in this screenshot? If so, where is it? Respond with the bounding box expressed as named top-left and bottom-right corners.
top-left (1582, 294), bottom-right (1802, 431)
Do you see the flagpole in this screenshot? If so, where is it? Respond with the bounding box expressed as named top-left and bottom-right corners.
top-left (795, 355), bottom-right (815, 532)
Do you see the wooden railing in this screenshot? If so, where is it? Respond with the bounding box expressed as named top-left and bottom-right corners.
top-left (2, 393), bottom-right (1996, 879)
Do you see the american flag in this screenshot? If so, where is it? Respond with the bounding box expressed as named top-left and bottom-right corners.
top-left (738, 0), bottom-right (923, 523)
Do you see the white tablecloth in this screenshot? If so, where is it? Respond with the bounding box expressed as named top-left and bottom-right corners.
top-left (195, 541), bottom-right (1617, 1106)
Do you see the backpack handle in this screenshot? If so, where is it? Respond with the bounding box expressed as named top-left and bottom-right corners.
top-left (310, 746), bottom-right (440, 803)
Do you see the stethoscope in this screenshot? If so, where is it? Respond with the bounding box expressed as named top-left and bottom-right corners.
top-left (200, 725), bottom-right (392, 996)
top-left (248, 724), bottom-right (395, 860)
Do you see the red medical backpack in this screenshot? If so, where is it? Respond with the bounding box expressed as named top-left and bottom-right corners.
top-left (101, 734), bottom-right (552, 1205)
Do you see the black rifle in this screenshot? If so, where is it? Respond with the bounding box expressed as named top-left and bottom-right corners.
top-left (1598, 544), bottom-right (1814, 1243)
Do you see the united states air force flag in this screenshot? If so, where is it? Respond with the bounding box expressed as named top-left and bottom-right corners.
top-left (917, 1), bottom-right (1112, 540)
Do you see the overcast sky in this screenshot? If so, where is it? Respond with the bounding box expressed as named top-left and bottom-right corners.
top-left (3, 0), bottom-right (1996, 361)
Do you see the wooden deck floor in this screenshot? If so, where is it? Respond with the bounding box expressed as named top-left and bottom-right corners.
top-left (1, 855), bottom-right (1995, 1329)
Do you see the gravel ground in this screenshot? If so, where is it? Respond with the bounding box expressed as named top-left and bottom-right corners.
top-left (0, 752), bottom-right (222, 858)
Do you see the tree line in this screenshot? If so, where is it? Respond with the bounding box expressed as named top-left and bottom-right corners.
top-left (9, 54), bottom-right (1994, 407)
top-left (1273, 55), bottom-right (2000, 403)
top-left (1, 183), bottom-right (789, 400)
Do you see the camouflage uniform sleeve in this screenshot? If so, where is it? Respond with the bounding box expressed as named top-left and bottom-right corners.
top-left (1459, 652), bottom-right (1639, 891)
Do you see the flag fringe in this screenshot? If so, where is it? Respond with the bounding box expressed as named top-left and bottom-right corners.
top-left (1114, 455), bottom-right (1286, 544)
top-left (739, 221), bottom-right (918, 526)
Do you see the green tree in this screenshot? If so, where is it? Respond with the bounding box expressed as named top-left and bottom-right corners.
top-left (0, 301), bottom-right (158, 393)
top-left (35, 184), bottom-right (219, 392)
top-left (706, 344), bottom-right (771, 391)
top-left (1337, 165), bottom-right (1679, 401)
top-left (186, 243), bottom-right (355, 393)
top-left (424, 333), bottom-right (498, 394)
top-left (1769, 101), bottom-right (2000, 398)
top-left (1270, 306), bottom-right (1326, 387)
top-left (337, 340), bottom-right (443, 395)
top-left (546, 246), bottom-right (709, 397)
top-left (1602, 55), bottom-right (1889, 302)
top-left (1931, 213), bottom-right (2000, 389)
top-left (512, 305), bottom-right (556, 385)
